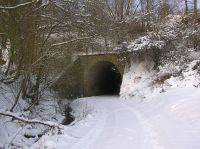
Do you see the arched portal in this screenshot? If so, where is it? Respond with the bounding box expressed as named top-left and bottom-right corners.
top-left (86, 61), bottom-right (122, 96)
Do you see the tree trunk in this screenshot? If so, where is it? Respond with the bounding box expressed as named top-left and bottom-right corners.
top-left (140, 0), bottom-right (145, 28)
top-left (185, 0), bottom-right (188, 15)
top-left (119, 0), bottom-right (124, 20)
top-left (194, 0), bottom-right (198, 19)
top-left (0, 35), bottom-right (7, 64)
top-left (10, 88), bottom-right (22, 112)
top-left (146, 0), bottom-right (152, 29)
top-left (34, 74), bottom-right (41, 105)
top-left (125, 0), bottom-right (132, 16)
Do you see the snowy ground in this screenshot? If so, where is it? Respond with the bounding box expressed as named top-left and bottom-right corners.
top-left (32, 59), bottom-right (200, 149)
top-left (0, 86), bottom-right (64, 149)
top-left (1, 57), bottom-right (200, 149)
top-left (1, 14), bottom-right (200, 149)
top-left (33, 85), bottom-right (200, 149)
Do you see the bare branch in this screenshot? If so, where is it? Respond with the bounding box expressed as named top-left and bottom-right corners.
top-left (31, 51), bottom-right (60, 67)
top-left (0, 2), bottom-right (34, 10)
top-left (10, 88), bottom-right (22, 112)
top-left (0, 111), bottom-right (62, 128)
top-left (0, 33), bottom-right (6, 35)
top-left (51, 36), bottom-right (94, 47)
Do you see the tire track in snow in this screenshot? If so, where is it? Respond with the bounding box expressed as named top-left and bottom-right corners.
top-left (90, 98), bottom-right (143, 149)
top-left (70, 99), bottom-right (108, 149)
top-left (120, 101), bottom-right (166, 149)
top-left (70, 96), bottom-right (166, 149)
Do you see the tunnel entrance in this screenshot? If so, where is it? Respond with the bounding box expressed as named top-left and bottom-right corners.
top-left (87, 61), bottom-right (122, 96)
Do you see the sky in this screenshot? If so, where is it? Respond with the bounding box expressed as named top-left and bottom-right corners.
top-left (190, 0), bottom-right (200, 8)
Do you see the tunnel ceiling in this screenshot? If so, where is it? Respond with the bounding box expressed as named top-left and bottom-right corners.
top-left (87, 61), bottom-right (122, 96)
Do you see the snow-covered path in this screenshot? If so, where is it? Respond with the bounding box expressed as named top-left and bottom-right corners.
top-left (34, 87), bottom-right (200, 149)
top-left (84, 96), bottom-right (166, 149)
top-left (89, 96), bottom-right (143, 149)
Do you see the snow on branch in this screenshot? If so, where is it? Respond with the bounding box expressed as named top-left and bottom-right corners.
top-left (127, 35), bottom-right (165, 52)
top-left (0, 111), bottom-right (62, 128)
top-left (51, 36), bottom-right (93, 47)
top-left (0, 2), bottom-right (34, 10)
top-left (0, 33), bottom-right (6, 35)
top-left (52, 2), bottom-right (69, 14)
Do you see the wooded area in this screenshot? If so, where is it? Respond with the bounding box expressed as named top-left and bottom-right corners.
top-left (0, 0), bottom-right (199, 107)
top-left (0, 0), bottom-right (200, 148)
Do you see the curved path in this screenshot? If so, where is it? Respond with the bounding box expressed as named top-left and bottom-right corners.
top-left (70, 96), bottom-right (164, 149)
top-left (36, 92), bottom-right (200, 149)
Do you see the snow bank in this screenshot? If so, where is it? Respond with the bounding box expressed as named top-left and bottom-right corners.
top-left (123, 86), bottom-right (200, 149)
top-left (0, 86), bottom-right (64, 148)
top-left (32, 88), bottom-right (200, 149)
top-left (120, 55), bottom-right (156, 99)
top-left (121, 58), bottom-right (200, 100)
top-left (121, 14), bottom-right (200, 100)
top-left (31, 96), bottom-right (107, 149)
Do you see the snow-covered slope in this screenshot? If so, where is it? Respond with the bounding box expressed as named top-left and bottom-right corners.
top-left (2, 14), bottom-right (200, 149)
top-left (33, 85), bottom-right (200, 149)
top-left (0, 87), bottom-right (64, 149)
top-left (32, 54), bottom-right (200, 149)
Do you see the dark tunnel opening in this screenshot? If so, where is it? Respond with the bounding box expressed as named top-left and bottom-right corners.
top-left (88, 61), bottom-right (122, 96)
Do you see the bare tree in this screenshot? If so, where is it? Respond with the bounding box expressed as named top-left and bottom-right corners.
top-left (194, 0), bottom-right (198, 19)
top-left (0, 0), bottom-right (101, 107)
top-left (185, 0), bottom-right (189, 15)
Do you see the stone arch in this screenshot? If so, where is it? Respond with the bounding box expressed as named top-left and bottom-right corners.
top-left (84, 61), bottom-right (122, 96)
